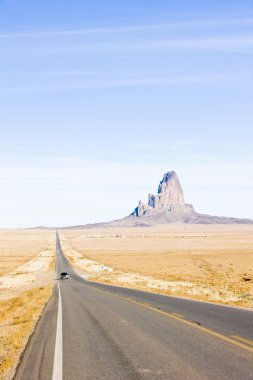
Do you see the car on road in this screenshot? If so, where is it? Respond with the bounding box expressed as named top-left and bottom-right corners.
top-left (60, 272), bottom-right (69, 279)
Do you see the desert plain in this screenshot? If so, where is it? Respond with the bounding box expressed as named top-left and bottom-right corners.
top-left (61, 224), bottom-right (253, 308)
top-left (1, 225), bottom-right (253, 379)
top-left (0, 230), bottom-right (55, 380)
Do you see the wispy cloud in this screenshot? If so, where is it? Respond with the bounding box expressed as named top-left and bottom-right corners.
top-left (1, 17), bottom-right (253, 39)
top-left (126, 140), bottom-right (219, 162)
top-left (3, 35), bottom-right (253, 56)
top-left (1, 73), bottom-right (252, 93)
top-left (0, 70), bottom-right (136, 78)
top-left (127, 140), bottom-right (201, 150)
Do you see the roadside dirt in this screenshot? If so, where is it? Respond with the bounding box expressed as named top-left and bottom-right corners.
top-left (60, 225), bottom-right (253, 309)
top-left (0, 230), bottom-right (56, 380)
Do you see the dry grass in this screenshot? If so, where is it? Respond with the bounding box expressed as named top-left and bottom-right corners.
top-left (61, 224), bottom-right (253, 307)
top-left (0, 286), bottom-right (52, 380)
top-left (0, 230), bottom-right (55, 276)
top-left (0, 229), bottom-right (56, 379)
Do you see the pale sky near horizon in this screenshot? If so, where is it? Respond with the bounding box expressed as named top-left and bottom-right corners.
top-left (0, 0), bottom-right (253, 228)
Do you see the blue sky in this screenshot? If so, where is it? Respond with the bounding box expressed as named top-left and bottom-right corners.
top-left (0, 0), bottom-right (253, 227)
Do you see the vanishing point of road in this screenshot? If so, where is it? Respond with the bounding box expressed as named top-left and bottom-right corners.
top-left (15, 232), bottom-right (253, 379)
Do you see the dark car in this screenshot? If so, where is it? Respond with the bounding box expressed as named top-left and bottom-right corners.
top-left (60, 272), bottom-right (69, 279)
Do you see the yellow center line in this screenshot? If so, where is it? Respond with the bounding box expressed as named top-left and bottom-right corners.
top-left (123, 296), bottom-right (253, 353)
top-left (230, 335), bottom-right (253, 347)
top-left (75, 276), bottom-right (253, 354)
top-left (142, 302), bottom-right (152, 307)
top-left (171, 313), bottom-right (185, 319)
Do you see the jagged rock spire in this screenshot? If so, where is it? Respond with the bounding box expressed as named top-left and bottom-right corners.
top-left (148, 171), bottom-right (185, 209)
top-left (132, 170), bottom-right (192, 218)
top-left (113, 170), bottom-right (253, 225)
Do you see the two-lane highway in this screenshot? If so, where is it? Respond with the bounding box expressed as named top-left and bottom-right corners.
top-left (15, 232), bottom-right (253, 379)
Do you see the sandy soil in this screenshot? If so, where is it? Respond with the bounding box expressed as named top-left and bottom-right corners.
top-left (0, 230), bottom-right (54, 276)
top-left (61, 224), bottom-right (253, 308)
top-left (0, 230), bottom-right (56, 380)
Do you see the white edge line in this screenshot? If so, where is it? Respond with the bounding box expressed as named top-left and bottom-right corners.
top-left (52, 281), bottom-right (63, 380)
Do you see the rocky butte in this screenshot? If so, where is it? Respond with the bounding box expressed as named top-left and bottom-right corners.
top-left (120, 170), bottom-right (253, 226)
top-left (63, 170), bottom-right (253, 229)
top-left (132, 171), bottom-right (194, 221)
top-left (129, 171), bottom-right (194, 224)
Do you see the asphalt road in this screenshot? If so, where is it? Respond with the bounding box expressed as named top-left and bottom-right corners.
top-left (15, 232), bottom-right (253, 380)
